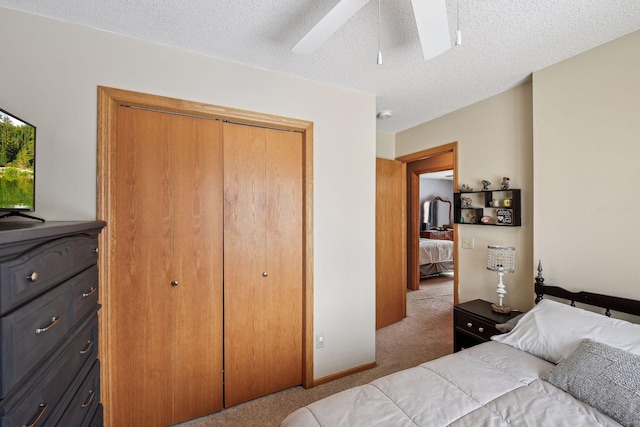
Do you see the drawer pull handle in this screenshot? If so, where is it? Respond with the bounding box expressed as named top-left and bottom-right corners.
top-left (466, 322), bottom-right (473, 328)
top-left (92, 247), bottom-right (99, 254)
top-left (82, 287), bottom-right (97, 298)
top-left (81, 390), bottom-right (95, 408)
top-left (25, 402), bottom-right (48, 427)
top-left (478, 327), bottom-right (484, 333)
top-left (80, 340), bottom-right (94, 355)
top-left (27, 272), bottom-right (39, 282)
top-left (35, 316), bottom-right (60, 334)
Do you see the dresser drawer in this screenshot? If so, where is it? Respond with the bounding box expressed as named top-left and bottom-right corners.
top-left (0, 283), bottom-right (70, 398)
top-left (0, 235), bottom-right (99, 315)
top-left (0, 315), bottom-right (98, 426)
top-left (89, 404), bottom-right (104, 427)
top-left (69, 265), bottom-right (99, 324)
top-left (55, 361), bottom-right (100, 427)
top-left (454, 310), bottom-right (499, 342)
top-left (0, 271), bottom-right (99, 398)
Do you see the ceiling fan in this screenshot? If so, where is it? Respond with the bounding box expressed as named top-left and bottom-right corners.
top-left (292, 0), bottom-right (453, 62)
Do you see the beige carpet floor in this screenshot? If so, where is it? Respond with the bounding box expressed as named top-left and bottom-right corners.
top-left (175, 274), bottom-right (453, 427)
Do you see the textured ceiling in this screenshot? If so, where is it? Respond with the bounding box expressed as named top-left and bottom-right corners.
top-left (2, 0), bottom-right (640, 133)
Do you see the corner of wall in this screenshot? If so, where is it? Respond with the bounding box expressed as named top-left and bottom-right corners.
top-left (376, 131), bottom-right (396, 159)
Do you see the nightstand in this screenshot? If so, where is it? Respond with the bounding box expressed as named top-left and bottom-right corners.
top-left (453, 299), bottom-right (521, 352)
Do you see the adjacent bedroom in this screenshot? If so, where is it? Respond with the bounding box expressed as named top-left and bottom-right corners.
top-left (418, 170), bottom-right (454, 280)
top-left (1, 1), bottom-right (639, 427)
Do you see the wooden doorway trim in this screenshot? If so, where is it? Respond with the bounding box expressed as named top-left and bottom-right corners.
top-left (396, 142), bottom-right (458, 303)
top-left (97, 86), bottom-right (314, 425)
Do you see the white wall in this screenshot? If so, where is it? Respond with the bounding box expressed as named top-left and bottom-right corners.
top-left (394, 28), bottom-right (640, 311)
top-left (376, 131), bottom-right (395, 159)
top-left (396, 85), bottom-right (534, 311)
top-left (0, 7), bottom-right (376, 380)
top-left (532, 29), bottom-right (640, 300)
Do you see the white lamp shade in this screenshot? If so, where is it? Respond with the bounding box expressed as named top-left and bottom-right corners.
top-left (487, 245), bottom-right (515, 273)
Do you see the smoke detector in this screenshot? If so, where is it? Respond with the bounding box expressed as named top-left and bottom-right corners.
top-left (377, 110), bottom-right (392, 120)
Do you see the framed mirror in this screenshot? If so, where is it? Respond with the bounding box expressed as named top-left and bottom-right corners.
top-left (423, 196), bottom-right (452, 230)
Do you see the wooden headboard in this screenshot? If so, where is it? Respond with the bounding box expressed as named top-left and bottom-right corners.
top-left (534, 261), bottom-right (640, 317)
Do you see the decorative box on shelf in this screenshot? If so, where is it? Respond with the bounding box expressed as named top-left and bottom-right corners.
top-left (454, 189), bottom-right (521, 226)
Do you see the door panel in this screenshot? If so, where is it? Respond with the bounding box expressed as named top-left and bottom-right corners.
top-left (264, 128), bottom-right (303, 392)
top-left (376, 158), bottom-right (407, 329)
top-left (112, 107), bottom-right (223, 426)
top-left (223, 123), bottom-right (268, 407)
top-left (223, 123), bottom-right (303, 407)
top-left (171, 115), bottom-right (224, 421)
top-left (113, 106), bottom-right (174, 426)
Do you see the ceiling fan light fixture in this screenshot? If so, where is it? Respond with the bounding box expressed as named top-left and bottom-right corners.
top-left (293, 0), bottom-right (451, 61)
top-left (377, 110), bottom-right (392, 119)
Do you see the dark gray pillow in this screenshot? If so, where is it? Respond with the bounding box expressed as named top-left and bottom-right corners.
top-left (542, 339), bottom-right (640, 427)
top-left (495, 313), bottom-right (524, 333)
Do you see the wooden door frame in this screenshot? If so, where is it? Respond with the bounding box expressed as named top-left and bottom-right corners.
top-left (396, 142), bottom-right (459, 304)
top-left (97, 86), bottom-right (314, 425)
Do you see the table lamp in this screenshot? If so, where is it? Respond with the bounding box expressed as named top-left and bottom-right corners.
top-left (486, 245), bottom-right (515, 313)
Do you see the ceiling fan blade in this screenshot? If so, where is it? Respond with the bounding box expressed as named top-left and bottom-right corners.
top-left (292, 0), bottom-right (372, 55)
top-left (411, 0), bottom-right (451, 60)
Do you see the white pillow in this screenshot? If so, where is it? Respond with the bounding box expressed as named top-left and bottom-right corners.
top-left (492, 298), bottom-right (640, 363)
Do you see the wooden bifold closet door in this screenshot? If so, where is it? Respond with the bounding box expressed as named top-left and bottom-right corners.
top-left (112, 106), bottom-right (224, 426)
top-left (108, 106), bottom-right (303, 426)
top-left (223, 123), bottom-right (303, 407)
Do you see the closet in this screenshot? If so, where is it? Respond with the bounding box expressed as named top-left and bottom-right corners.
top-left (100, 92), bottom-right (305, 426)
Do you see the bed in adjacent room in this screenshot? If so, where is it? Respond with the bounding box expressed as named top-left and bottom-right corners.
top-left (419, 237), bottom-right (453, 277)
top-left (280, 272), bottom-right (640, 427)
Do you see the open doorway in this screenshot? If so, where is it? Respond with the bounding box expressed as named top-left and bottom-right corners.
top-left (416, 170), bottom-right (455, 312)
top-left (397, 142), bottom-right (458, 304)
top-left (418, 170), bottom-right (454, 276)
top-left (374, 143), bottom-right (457, 364)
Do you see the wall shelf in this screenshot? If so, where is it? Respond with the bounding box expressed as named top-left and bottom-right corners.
top-left (454, 189), bottom-right (521, 226)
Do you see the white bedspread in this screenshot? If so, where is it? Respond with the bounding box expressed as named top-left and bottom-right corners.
top-left (280, 341), bottom-right (621, 427)
top-left (419, 238), bottom-right (453, 265)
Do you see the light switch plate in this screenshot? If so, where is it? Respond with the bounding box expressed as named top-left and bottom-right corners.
top-left (462, 237), bottom-right (474, 249)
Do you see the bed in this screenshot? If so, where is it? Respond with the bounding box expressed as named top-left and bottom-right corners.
top-left (419, 237), bottom-right (453, 277)
top-left (280, 270), bottom-right (640, 427)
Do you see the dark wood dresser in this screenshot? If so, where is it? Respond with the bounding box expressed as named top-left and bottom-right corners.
top-left (420, 230), bottom-right (453, 241)
top-left (0, 221), bottom-right (106, 426)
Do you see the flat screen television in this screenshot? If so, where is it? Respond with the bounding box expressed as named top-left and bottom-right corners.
top-left (0, 107), bottom-right (41, 221)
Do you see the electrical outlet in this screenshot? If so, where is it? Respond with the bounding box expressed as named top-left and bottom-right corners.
top-left (462, 237), bottom-right (474, 249)
top-left (316, 334), bottom-right (325, 348)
